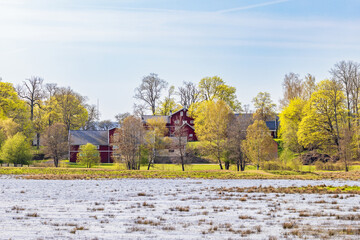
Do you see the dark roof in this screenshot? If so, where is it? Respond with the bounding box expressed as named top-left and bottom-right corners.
top-left (266, 121), bottom-right (278, 131)
top-left (69, 130), bottom-right (108, 145)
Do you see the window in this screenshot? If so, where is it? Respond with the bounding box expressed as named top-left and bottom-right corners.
top-left (183, 120), bottom-right (187, 124)
top-left (190, 120), bottom-right (194, 124)
top-left (180, 111), bottom-right (183, 116)
top-left (169, 149), bottom-right (174, 153)
top-left (189, 134), bottom-right (193, 137)
top-left (186, 111), bottom-right (189, 117)
top-left (96, 145), bottom-right (100, 149)
top-left (175, 120), bottom-right (180, 124)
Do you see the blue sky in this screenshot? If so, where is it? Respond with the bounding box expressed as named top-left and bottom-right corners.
top-left (1, 0), bottom-right (360, 120)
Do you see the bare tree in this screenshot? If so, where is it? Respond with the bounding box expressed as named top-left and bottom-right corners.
top-left (112, 116), bottom-right (144, 170)
top-left (302, 74), bottom-right (316, 100)
top-left (17, 76), bottom-right (44, 121)
top-left (253, 92), bottom-right (276, 122)
top-left (133, 103), bottom-right (147, 118)
top-left (134, 73), bottom-right (168, 115)
top-left (115, 112), bottom-right (130, 125)
top-left (98, 120), bottom-right (117, 130)
top-left (339, 126), bottom-right (353, 172)
top-left (177, 81), bottom-right (199, 107)
top-left (83, 104), bottom-right (99, 130)
top-left (330, 60), bottom-right (360, 130)
top-left (280, 72), bottom-right (303, 108)
top-left (171, 116), bottom-right (189, 171)
top-left (227, 114), bottom-right (252, 171)
top-left (43, 123), bottom-right (68, 167)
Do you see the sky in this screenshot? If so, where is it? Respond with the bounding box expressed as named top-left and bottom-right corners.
top-left (1, 0), bottom-right (360, 120)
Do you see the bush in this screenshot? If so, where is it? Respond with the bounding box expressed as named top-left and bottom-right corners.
top-left (261, 161), bottom-right (283, 170)
top-left (0, 133), bottom-right (32, 166)
top-left (315, 162), bottom-right (343, 171)
top-left (77, 143), bottom-right (100, 168)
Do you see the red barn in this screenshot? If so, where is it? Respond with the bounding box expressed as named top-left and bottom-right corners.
top-left (69, 128), bottom-right (116, 163)
top-left (142, 108), bottom-right (197, 141)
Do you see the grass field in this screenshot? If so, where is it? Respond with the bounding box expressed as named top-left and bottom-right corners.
top-left (1, 163), bottom-right (360, 180)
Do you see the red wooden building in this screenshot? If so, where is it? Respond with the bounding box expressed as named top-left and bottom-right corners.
top-left (142, 108), bottom-right (197, 141)
top-left (69, 128), bottom-right (116, 163)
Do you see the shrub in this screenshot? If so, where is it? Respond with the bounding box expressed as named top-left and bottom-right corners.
top-left (315, 161), bottom-right (343, 171)
top-left (261, 161), bottom-right (282, 170)
top-left (77, 143), bottom-right (100, 168)
top-left (0, 133), bottom-right (32, 166)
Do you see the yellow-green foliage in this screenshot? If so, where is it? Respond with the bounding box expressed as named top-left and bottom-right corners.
top-left (298, 80), bottom-right (345, 150)
top-left (0, 133), bottom-right (32, 165)
top-left (279, 98), bottom-right (306, 153)
top-left (243, 120), bottom-right (275, 169)
top-left (77, 143), bottom-right (100, 168)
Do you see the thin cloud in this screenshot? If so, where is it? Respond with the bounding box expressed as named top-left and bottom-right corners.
top-left (216, 0), bottom-right (290, 14)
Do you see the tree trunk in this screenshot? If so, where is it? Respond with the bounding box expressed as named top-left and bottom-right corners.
top-left (225, 161), bottom-right (230, 170)
top-left (237, 159), bottom-right (240, 171)
top-left (36, 132), bottom-right (40, 150)
top-left (54, 157), bottom-right (58, 167)
top-left (218, 158), bottom-right (223, 170)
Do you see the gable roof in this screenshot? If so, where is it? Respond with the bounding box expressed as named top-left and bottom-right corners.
top-left (69, 130), bottom-right (109, 145)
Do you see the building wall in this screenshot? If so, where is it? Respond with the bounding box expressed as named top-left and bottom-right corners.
top-left (69, 145), bottom-right (113, 163)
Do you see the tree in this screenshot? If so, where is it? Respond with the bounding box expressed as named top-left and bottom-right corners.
top-left (302, 74), bottom-right (316, 100)
top-left (16, 76), bottom-right (44, 121)
top-left (177, 81), bottom-right (199, 108)
top-left (252, 92), bottom-right (276, 121)
top-left (77, 143), bottom-right (100, 168)
top-left (242, 120), bottom-right (275, 170)
top-left (32, 105), bottom-right (47, 149)
top-left (226, 113), bottom-right (252, 171)
top-left (156, 86), bottom-right (182, 115)
top-left (171, 115), bottom-right (189, 171)
top-left (43, 83), bottom-right (58, 126)
top-left (134, 73), bottom-right (168, 115)
top-left (280, 72), bottom-right (303, 108)
top-left (83, 104), bottom-right (99, 130)
top-left (298, 80), bottom-right (346, 151)
top-left (42, 123), bottom-right (68, 167)
top-left (115, 112), bottom-right (130, 125)
top-left (98, 120), bottom-right (117, 130)
top-left (330, 60), bottom-right (360, 130)
top-left (144, 117), bottom-right (168, 170)
top-left (339, 126), bottom-right (353, 172)
top-left (0, 118), bottom-right (19, 148)
top-left (112, 116), bottom-right (144, 170)
top-left (0, 133), bottom-right (32, 166)
top-left (0, 81), bottom-right (32, 138)
top-left (194, 100), bottom-right (232, 170)
top-left (52, 87), bottom-right (88, 131)
top-left (198, 76), bottom-right (241, 112)
top-left (279, 98), bottom-right (306, 153)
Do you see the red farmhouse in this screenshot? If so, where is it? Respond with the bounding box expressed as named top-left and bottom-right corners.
top-left (69, 128), bottom-right (116, 163)
top-left (142, 108), bottom-right (197, 141)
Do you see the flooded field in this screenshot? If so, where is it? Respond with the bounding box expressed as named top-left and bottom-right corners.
top-left (0, 178), bottom-right (360, 239)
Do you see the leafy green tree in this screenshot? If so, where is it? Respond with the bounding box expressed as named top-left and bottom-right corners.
top-left (243, 120), bottom-right (275, 170)
top-left (198, 76), bottom-right (241, 112)
top-left (252, 92), bottom-right (276, 121)
top-left (0, 133), bottom-right (32, 166)
top-left (51, 87), bottom-right (88, 131)
top-left (0, 81), bottom-right (32, 137)
top-left (194, 100), bottom-right (232, 169)
top-left (77, 143), bottom-right (100, 168)
top-left (279, 98), bottom-right (306, 153)
top-left (298, 79), bottom-right (346, 151)
top-left (0, 118), bottom-right (19, 148)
